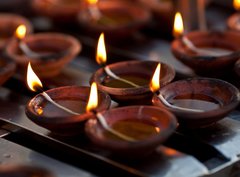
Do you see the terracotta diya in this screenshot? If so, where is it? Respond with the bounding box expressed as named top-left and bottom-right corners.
top-left (0, 165), bottom-right (55, 177)
top-left (91, 60), bottom-right (175, 105)
top-left (172, 12), bottom-right (240, 76)
top-left (6, 30), bottom-right (81, 78)
top-left (91, 34), bottom-right (175, 105)
top-left (25, 64), bottom-right (111, 135)
top-left (85, 106), bottom-right (177, 156)
top-left (152, 78), bottom-right (240, 128)
top-left (32, 0), bottom-right (84, 23)
top-left (78, 0), bottom-right (151, 39)
top-left (0, 13), bottom-right (32, 51)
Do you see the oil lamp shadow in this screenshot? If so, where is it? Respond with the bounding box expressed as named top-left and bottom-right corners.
top-left (90, 60), bottom-right (175, 105)
top-left (171, 31), bottom-right (240, 76)
top-left (85, 106), bottom-right (177, 157)
top-left (152, 78), bottom-right (240, 128)
top-left (6, 33), bottom-right (81, 78)
top-left (25, 86), bottom-right (111, 136)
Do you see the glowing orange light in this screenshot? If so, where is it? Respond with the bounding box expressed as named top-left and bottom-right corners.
top-left (234, 0), bottom-right (240, 10)
top-left (150, 63), bottom-right (161, 93)
top-left (173, 12), bottom-right (184, 38)
top-left (15, 25), bottom-right (27, 40)
top-left (96, 33), bottom-right (107, 65)
top-left (87, 0), bottom-right (98, 5)
top-left (27, 62), bottom-right (43, 92)
top-left (86, 82), bottom-right (98, 112)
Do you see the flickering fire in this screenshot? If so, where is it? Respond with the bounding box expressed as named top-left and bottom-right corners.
top-left (15, 24), bottom-right (27, 40)
top-left (86, 82), bottom-right (98, 112)
top-left (150, 63), bottom-right (161, 93)
top-left (173, 12), bottom-right (184, 38)
top-left (234, 0), bottom-right (240, 10)
top-left (96, 33), bottom-right (107, 65)
top-left (87, 0), bottom-right (98, 5)
top-left (27, 62), bottom-right (43, 92)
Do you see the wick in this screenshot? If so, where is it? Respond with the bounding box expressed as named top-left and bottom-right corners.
top-left (157, 93), bottom-right (204, 113)
top-left (41, 92), bottom-right (80, 115)
top-left (95, 112), bottom-right (137, 142)
top-left (19, 41), bottom-right (68, 60)
top-left (182, 36), bottom-right (220, 56)
top-left (104, 66), bottom-right (140, 88)
top-left (88, 5), bottom-right (102, 21)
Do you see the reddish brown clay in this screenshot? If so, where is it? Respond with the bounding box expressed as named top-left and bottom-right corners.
top-left (26, 86), bottom-right (111, 136)
top-left (90, 60), bottom-right (175, 105)
top-left (6, 33), bottom-right (81, 78)
top-left (85, 106), bottom-right (177, 157)
top-left (152, 78), bottom-right (240, 128)
top-left (227, 13), bottom-right (240, 31)
top-left (171, 31), bottom-right (240, 76)
top-left (0, 13), bottom-right (32, 51)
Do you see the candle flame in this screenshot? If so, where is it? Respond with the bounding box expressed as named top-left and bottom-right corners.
top-left (27, 62), bottom-right (43, 92)
top-left (173, 12), bottom-right (184, 38)
top-left (86, 82), bottom-right (98, 112)
top-left (96, 33), bottom-right (107, 65)
top-left (88, 0), bottom-right (98, 5)
top-left (234, 0), bottom-right (240, 10)
top-left (150, 63), bottom-right (161, 93)
top-left (15, 25), bottom-right (27, 40)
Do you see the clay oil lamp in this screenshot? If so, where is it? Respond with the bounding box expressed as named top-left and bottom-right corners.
top-left (0, 13), bottom-right (32, 51)
top-left (84, 83), bottom-right (177, 156)
top-left (32, 0), bottom-right (84, 23)
top-left (90, 33), bottom-right (175, 105)
top-left (25, 63), bottom-right (111, 136)
top-left (6, 25), bottom-right (81, 78)
top-left (171, 12), bottom-right (240, 76)
top-left (227, 0), bottom-right (240, 31)
top-left (0, 165), bottom-right (55, 177)
top-left (77, 0), bottom-right (151, 39)
top-left (151, 65), bottom-right (240, 128)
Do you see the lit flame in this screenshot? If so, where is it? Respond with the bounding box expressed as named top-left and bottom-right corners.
top-left (234, 0), bottom-right (240, 10)
top-left (27, 62), bottom-right (43, 92)
top-left (88, 0), bottom-right (98, 5)
top-left (150, 63), bottom-right (161, 93)
top-left (96, 33), bottom-right (107, 65)
top-left (15, 25), bottom-right (27, 40)
top-left (173, 12), bottom-right (184, 38)
top-left (86, 82), bottom-right (98, 112)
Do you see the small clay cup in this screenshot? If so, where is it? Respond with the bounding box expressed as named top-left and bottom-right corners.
top-left (0, 13), bottom-right (32, 51)
top-left (26, 86), bottom-right (111, 136)
top-left (152, 78), bottom-right (240, 128)
top-left (171, 31), bottom-right (240, 76)
top-left (85, 106), bottom-right (177, 157)
top-left (78, 0), bottom-right (151, 39)
top-left (227, 13), bottom-right (240, 31)
top-left (90, 60), bottom-right (175, 105)
top-left (0, 57), bottom-right (16, 85)
top-left (0, 165), bottom-right (55, 177)
top-left (6, 33), bottom-right (81, 78)
top-left (32, 0), bottom-right (84, 23)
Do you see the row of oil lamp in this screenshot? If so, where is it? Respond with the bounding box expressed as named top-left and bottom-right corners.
top-left (1, 1), bottom-right (240, 157)
top-left (24, 30), bottom-right (239, 157)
